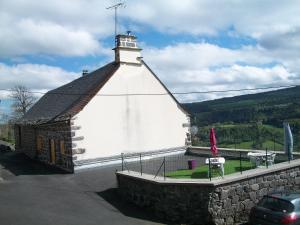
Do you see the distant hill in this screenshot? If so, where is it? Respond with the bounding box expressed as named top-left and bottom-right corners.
top-left (182, 86), bottom-right (300, 150)
top-left (183, 86), bottom-right (300, 127)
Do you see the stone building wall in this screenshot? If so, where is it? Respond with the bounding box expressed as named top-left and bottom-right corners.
top-left (15, 121), bottom-right (73, 172)
top-left (14, 124), bottom-right (36, 158)
top-left (117, 160), bottom-right (300, 225)
top-left (35, 121), bottom-right (73, 172)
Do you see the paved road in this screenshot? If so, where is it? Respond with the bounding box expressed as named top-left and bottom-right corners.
top-left (0, 152), bottom-right (165, 225)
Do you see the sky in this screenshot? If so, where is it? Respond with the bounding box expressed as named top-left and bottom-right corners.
top-left (1, 0), bottom-right (300, 117)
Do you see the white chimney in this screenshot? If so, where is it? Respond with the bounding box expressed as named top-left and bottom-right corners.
top-left (113, 31), bottom-right (142, 65)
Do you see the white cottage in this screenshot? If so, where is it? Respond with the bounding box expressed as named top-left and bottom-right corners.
top-left (15, 34), bottom-right (191, 172)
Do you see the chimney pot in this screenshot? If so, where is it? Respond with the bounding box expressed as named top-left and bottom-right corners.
top-left (114, 33), bottom-right (142, 64)
top-left (82, 70), bottom-right (89, 76)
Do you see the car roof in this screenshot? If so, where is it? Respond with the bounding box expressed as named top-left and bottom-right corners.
top-left (267, 192), bottom-right (300, 202)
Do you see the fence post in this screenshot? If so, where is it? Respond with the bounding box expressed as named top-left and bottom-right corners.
top-left (163, 157), bottom-right (166, 180)
top-left (234, 138), bottom-right (236, 150)
top-left (154, 158), bottom-right (165, 179)
top-left (240, 151), bottom-right (242, 174)
top-left (121, 153), bottom-right (124, 171)
top-left (265, 148), bottom-right (268, 168)
top-left (140, 153), bottom-right (142, 176)
top-left (273, 135), bottom-right (276, 151)
top-left (288, 143), bottom-right (291, 163)
top-left (209, 157), bottom-right (211, 181)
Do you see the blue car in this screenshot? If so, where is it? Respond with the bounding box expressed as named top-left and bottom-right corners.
top-left (249, 193), bottom-right (300, 225)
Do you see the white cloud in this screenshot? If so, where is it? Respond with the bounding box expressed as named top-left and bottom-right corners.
top-left (0, 0), bottom-right (113, 57)
top-left (0, 18), bottom-right (102, 57)
top-left (125, 0), bottom-right (300, 37)
top-left (143, 42), bottom-right (297, 102)
top-left (1, 0), bottom-right (300, 58)
top-left (144, 42), bottom-right (272, 72)
top-left (0, 63), bottom-right (79, 99)
top-left (0, 0), bottom-right (300, 104)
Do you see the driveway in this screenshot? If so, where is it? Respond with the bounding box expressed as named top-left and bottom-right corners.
top-left (0, 151), bottom-right (165, 225)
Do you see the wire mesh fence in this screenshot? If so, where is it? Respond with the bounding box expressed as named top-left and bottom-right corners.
top-left (120, 152), bottom-right (205, 177)
top-left (118, 148), bottom-right (299, 180)
top-left (193, 124), bottom-right (300, 152)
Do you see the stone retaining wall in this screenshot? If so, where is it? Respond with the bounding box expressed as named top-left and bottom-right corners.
top-left (117, 159), bottom-right (300, 225)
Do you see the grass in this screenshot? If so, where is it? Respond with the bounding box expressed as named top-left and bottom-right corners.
top-left (166, 160), bottom-right (254, 179)
top-left (223, 141), bottom-right (253, 149)
top-left (222, 140), bottom-right (284, 150)
top-left (261, 140), bottom-right (283, 150)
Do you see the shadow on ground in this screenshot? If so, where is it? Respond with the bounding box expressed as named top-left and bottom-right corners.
top-left (97, 188), bottom-right (178, 225)
top-left (0, 151), bottom-right (66, 176)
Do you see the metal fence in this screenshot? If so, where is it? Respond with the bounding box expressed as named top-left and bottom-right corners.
top-left (193, 126), bottom-right (299, 152)
top-left (119, 148), bottom-right (298, 180)
top-left (120, 152), bottom-right (205, 178)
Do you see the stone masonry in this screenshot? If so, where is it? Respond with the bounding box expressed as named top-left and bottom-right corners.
top-left (15, 120), bottom-right (73, 172)
top-left (117, 160), bottom-right (300, 225)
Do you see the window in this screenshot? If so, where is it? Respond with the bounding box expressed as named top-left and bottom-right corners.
top-left (295, 200), bottom-right (300, 211)
top-left (36, 136), bottom-right (43, 152)
top-left (258, 196), bottom-right (294, 213)
top-left (60, 140), bottom-right (65, 155)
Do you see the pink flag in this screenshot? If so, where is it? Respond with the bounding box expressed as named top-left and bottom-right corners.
top-left (210, 128), bottom-right (218, 156)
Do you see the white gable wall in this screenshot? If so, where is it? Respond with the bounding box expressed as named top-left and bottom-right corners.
top-left (73, 62), bottom-right (190, 160)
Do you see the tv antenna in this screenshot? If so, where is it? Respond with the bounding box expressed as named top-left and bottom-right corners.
top-left (106, 1), bottom-right (126, 42)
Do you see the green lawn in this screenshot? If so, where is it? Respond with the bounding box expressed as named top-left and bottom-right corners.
top-left (166, 160), bottom-right (254, 179)
top-left (224, 141), bottom-right (253, 149)
top-left (261, 140), bottom-right (283, 150)
top-left (222, 140), bottom-right (283, 150)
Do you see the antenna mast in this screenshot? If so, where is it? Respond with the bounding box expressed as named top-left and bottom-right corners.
top-left (106, 1), bottom-right (126, 46)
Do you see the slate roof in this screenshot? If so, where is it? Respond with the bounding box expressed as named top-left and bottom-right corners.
top-left (17, 62), bottom-right (119, 125)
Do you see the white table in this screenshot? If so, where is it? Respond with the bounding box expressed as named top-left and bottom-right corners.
top-left (205, 157), bottom-right (225, 177)
top-left (247, 152), bottom-right (276, 167)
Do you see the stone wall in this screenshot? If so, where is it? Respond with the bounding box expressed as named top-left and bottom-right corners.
top-left (117, 159), bottom-right (300, 225)
top-left (15, 121), bottom-right (73, 172)
top-left (209, 167), bottom-right (300, 224)
top-left (14, 124), bottom-right (36, 158)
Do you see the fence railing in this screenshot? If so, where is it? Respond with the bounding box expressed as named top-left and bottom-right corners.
top-left (119, 148), bottom-right (297, 180)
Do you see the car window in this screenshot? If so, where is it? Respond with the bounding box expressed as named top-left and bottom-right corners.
top-left (258, 196), bottom-right (294, 213)
top-left (295, 200), bottom-right (300, 211)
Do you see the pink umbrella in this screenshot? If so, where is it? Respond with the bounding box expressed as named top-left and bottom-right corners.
top-left (210, 128), bottom-right (218, 156)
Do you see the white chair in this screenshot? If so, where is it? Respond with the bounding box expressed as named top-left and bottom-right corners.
top-left (205, 157), bottom-right (225, 178)
top-left (266, 153), bottom-right (276, 166)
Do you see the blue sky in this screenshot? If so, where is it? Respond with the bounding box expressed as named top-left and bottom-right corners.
top-left (1, 0), bottom-right (300, 119)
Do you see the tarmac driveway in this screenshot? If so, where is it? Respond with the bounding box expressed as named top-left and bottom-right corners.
top-left (0, 152), bottom-right (164, 225)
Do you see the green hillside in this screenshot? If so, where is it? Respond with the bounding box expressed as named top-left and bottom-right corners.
top-left (183, 86), bottom-right (300, 151)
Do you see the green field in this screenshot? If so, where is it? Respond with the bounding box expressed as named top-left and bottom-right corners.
top-left (223, 140), bottom-right (283, 150)
top-left (166, 160), bottom-right (254, 179)
top-left (183, 86), bottom-right (300, 151)
top-left (194, 123), bottom-right (290, 151)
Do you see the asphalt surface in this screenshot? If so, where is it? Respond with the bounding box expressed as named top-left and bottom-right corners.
top-left (0, 151), bottom-right (166, 225)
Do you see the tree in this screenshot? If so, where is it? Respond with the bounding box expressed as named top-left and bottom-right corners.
top-left (10, 85), bottom-right (35, 119)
